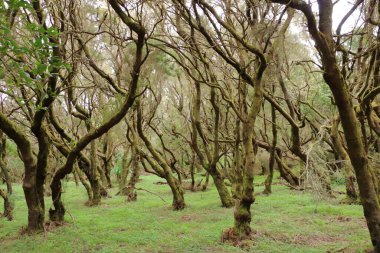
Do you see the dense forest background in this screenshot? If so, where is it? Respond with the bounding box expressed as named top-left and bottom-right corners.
top-left (1, 0), bottom-right (380, 252)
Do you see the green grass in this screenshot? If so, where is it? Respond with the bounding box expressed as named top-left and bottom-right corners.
top-left (0, 174), bottom-right (372, 253)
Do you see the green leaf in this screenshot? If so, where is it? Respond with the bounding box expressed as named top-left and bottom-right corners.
top-left (36, 62), bottom-right (48, 74)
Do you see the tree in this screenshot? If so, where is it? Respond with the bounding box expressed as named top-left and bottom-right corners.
top-left (271, 0), bottom-right (380, 251)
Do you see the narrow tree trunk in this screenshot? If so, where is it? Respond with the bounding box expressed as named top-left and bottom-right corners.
top-left (190, 155), bottom-right (196, 191)
top-left (0, 133), bottom-right (12, 194)
top-left (102, 133), bottom-right (112, 188)
top-left (264, 100), bottom-right (277, 194)
top-left (90, 138), bottom-right (101, 205)
top-left (275, 153), bottom-right (300, 187)
top-left (44, 161), bottom-right (56, 197)
top-left (97, 165), bottom-right (108, 190)
top-left (119, 147), bottom-right (131, 195)
top-left (201, 172), bottom-right (210, 191)
top-left (0, 133), bottom-right (13, 220)
top-left (330, 116), bottom-right (358, 200)
top-left (0, 164), bottom-right (13, 220)
top-left (0, 189), bottom-right (13, 220)
top-left (75, 164), bottom-right (93, 204)
top-left (228, 75), bottom-right (264, 240)
top-left (125, 148), bottom-right (140, 201)
top-left (232, 120), bottom-right (242, 200)
top-left (73, 168), bottom-right (80, 186)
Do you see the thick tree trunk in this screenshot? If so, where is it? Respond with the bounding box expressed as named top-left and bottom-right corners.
top-left (25, 129), bottom-right (49, 232)
top-left (0, 114), bottom-right (46, 232)
top-left (89, 177), bottom-right (101, 205)
top-left (165, 173), bottom-right (185, 210)
top-left (23, 163), bottom-right (45, 231)
top-left (210, 169), bottom-right (233, 207)
top-left (332, 83), bottom-right (380, 249)
top-left (232, 121), bottom-right (256, 238)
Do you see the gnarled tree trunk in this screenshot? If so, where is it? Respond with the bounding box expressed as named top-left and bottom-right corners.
top-left (270, 0), bottom-right (380, 249)
top-left (330, 116), bottom-right (358, 200)
top-left (125, 147), bottom-right (140, 202)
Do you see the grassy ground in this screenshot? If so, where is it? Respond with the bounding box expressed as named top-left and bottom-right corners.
top-left (0, 174), bottom-right (371, 253)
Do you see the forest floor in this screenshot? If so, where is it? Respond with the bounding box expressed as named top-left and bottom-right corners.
top-left (0, 174), bottom-right (371, 253)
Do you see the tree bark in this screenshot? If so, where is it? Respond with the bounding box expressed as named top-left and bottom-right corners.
top-left (0, 132), bottom-right (13, 220)
top-left (0, 113), bottom-right (45, 232)
top-left (264, 98), bottom-right (277, 194)
top-left (49, 12), bottom-right (146, 221)
top-left (330, 116), bottom-right (358, 200)
top-left (90, 139), bottom-right (101, 205)
top-left (75, 164), bottom-right (93, 204)
top-left (119, 147), bottom-right (132, 195)
top-left (134, 101), bottom-right (186, 210)
top-left (0, 189), bottom-right (13, 220)
top-left (270, 0), bottom-right (380, 249)
top-left (125, 147), bottom-right (140, 202)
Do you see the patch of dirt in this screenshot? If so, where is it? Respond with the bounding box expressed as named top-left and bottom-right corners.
top-left (94, 244), bottom-right (104, 251)
top-left (292, 234), bottom-right (346, 246)
top-left (154, 181), bottom-right (167, 185)
top-left (0, 233), bottom-right (21, 244)
top-left (326, 247), bottom-right (374, 253)
top-left (254, 230), bottom-right (289, 242)
top-left (255, 230), bottom-right (347, 247)
top-left (336, 216), bottom-right (352, 222)
top-left (19, 221), bottom-right (67, 235)
top-left (43, 220), bottom-right (67, 232)
top-left (112, 227), bottom-right (128, 232)
top-left (180, 214), bottom-right (193, 222)
top-left (328, 216), bottom-right (367, 228)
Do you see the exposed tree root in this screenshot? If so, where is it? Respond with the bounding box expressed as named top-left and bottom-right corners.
top-left (221, 227), bottom-right (253, 248)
